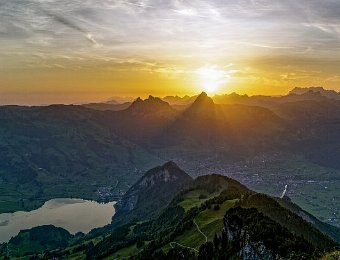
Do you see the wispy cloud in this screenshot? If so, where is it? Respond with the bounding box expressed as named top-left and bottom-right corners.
top-left (1, 0), bottom-right (340, 97)
top-left (40, 8), bottom-right (100, 46)
top-left (239, 42), bottom-right (294, 49)
top-left (303, 22), bottom-right (340, 36)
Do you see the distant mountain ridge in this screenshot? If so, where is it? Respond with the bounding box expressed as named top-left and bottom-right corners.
top-left (81, 87), bottom-right (340, 112)
top-left (82, 102), bottom-right (131, 111)
top-left (105, 96), bottom-right (134, 104)
top-left (289, 87), bottom-right (340, 100)
top-left (127, 95), bottom-right (174, 115)
top-left (162, 95), bottom-right (196, 105)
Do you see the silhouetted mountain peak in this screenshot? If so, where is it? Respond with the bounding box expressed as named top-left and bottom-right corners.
top-left (286, 89), bottom-right (327, 101)
top-left (290, 86), bottom-right (325, 95)
top-left (190, 92), bottom-right (214, 107)
top-left (195, 91), bottom-right (207, 100)
top-left (128, 95), bottom-right (173, 114)
top-left (229, 92), bottom-right (249, 98)
top-left (289, 86), bottom-right (340, 100)
top-left (135, 97), bottom-right (143, 102)
top-left (184, 92), bottom-right (216, 117)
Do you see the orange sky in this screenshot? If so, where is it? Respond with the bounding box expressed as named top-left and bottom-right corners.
top-left (1, 0), bottom-right (340, 104)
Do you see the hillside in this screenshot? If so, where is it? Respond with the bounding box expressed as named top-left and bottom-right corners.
top-left (2, 163), bottom-right (338, 259)
top-left (201, 207), bottom-right (316, 259)
top-left (157, 92), bottom-right (284, 154)
top-left (59, 165), bottom-right (338, 259)
top-left (114, 161), bottom-right (193, 223)
top-left (1, 225), bottom-right (72, 256)
top-left (0, 105), bottom-right (162, 213)
top-left (276, 196), bottom-right (340, 243)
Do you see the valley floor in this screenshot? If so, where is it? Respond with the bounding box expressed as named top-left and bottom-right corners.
top-left (164, 152), bottom-right (340, 228)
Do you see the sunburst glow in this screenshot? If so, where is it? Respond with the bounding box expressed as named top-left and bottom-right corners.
top-left (196, 65), bottom-right (230, 93)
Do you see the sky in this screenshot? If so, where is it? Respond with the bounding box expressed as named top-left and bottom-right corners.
top-left (1, 0), bottom-right (340, 104)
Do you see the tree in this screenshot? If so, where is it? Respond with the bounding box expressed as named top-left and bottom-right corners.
top-left (213, 233), bottom-right (220, 252)
top-left (213, 204), bottom-right (220, 211)
top-left (198, 241), bottom-right (214, 260)
top-left (199, 194), bottom-right (207, 200)
top-left (136, 240), bottom-right (145, 248)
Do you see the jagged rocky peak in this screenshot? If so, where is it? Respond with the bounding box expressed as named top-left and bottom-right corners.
top-left (134, 97), bottom-right (143, 103)
top-left (289, 86), bottom-right (326, 95)
top-left (228, 92), bottom-right (249, 98)
top-left (187, 92), bottom-right (215, 111)
top-left (193, 92), bottom-right (215, 106)
top-left (128, 95), bottom-right (172, 113)
top-left (184, 92), bottom-right (217, 118)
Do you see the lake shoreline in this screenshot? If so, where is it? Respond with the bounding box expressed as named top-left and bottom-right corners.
top-left (0, 198), bottom-right (117, 243)
top-left (0, 194), bottom-right (121, 215)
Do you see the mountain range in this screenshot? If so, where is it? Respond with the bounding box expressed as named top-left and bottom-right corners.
top-left (82, 86), bottom-right (340, 111)
top-left (0, 87), bottom-right (339, 228)
top-left (289, 87), bottom-right (340, 100)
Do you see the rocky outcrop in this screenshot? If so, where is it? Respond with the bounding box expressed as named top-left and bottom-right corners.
top-left (220, 207), bottom-right (315, 260)
top-left (127, 95), bottom-right (175, 115)
top-left (115, 161), bottom-right (192, 218)
top-left (224, 218), bottom-right (281, 260)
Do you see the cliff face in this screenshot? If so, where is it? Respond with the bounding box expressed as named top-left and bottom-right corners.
top-left (216, 207), bottom-right (317, 260)
top-left (115, 161), bottom-right (192, 218)
top-left (117, 164), bottom-right (184, 212)
top-left (224, 218), bottom-right (281, 260)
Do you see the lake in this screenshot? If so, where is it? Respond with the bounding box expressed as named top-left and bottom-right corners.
top-left (0, 198), bottom-right (116, 243)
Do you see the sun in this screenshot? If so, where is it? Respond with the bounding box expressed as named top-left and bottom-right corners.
top-left (203, 81), bottom-right (219, 93)
top-left (196, 65), bottom-right (229, 93)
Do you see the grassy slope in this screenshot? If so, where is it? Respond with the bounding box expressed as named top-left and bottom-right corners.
top-left (100, 188), bottom-right (224, 258)
top-left (104, 244), bottom-right (139, 259)
top-left (178, 190), bottom-right (216, 211)
top-left (174, 199), bottom-right (237, 250)
top-left (321, 250), bottom-right (340, 260)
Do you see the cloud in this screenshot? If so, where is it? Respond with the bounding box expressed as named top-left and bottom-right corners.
top-left (303, 22), bottom-right (340, 36)
top-left (40, 8), bottom-right (100, 46)
top-left (173, 8), bottom-right (198, 17)
top-left (1, 0), bottom-right (340, 91)
top-left (239, 42), bottom-right (294, 49)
